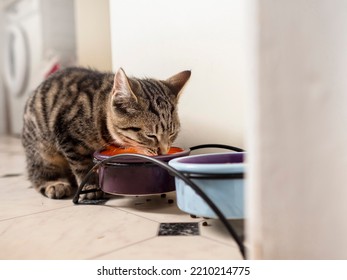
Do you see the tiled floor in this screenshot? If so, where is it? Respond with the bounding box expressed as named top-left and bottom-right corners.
top-left (0, 136), bottom-right (244, 260)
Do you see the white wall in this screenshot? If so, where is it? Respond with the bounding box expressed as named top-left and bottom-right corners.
top-left (247, 0), bottom-right (347, 259)
top-left (109, 0), bottom-right (248, 149)
top-left (0, 3), bottom-right (6, 135)
top-left (74, 0), bottom-right (112, 71)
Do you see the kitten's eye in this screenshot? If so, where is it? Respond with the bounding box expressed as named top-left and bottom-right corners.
top-left (146, 134), bottom-right (158, 140)
top-left (123, 127), bottom-right (142, 132)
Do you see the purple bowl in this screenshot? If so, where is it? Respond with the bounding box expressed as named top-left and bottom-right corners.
top-left (93, 147), bottom-right (190, 195)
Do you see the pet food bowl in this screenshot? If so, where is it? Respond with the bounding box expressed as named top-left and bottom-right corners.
top-left (93, 146), bottom-right (190, 195)
top-left (169, 152), bottom-right (245, 219)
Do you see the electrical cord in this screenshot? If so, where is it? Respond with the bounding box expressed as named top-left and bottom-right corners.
top-left (73, 152), bottom-right (246, 259)
top-left (190, 144), bottom-right (244, 152)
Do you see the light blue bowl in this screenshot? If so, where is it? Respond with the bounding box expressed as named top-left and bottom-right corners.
top-left (169, 152), bottom-right (245, 219)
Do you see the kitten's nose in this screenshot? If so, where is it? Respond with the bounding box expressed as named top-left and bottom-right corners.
top-left (158, 143), bottom-right (169, 155)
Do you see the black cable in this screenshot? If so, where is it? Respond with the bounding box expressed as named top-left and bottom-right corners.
top-left (190, 144), bottom-right (245, 152)
top-left (73, 153), bottom-right (246, 259)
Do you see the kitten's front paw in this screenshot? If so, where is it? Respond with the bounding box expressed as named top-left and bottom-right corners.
top-left (81, 185), bottom-right (104, 200)
top-left (45, 181), bottom-right (73, 199)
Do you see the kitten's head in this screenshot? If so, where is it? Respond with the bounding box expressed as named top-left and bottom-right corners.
top-left (107, 68), bottom-right (191, 155)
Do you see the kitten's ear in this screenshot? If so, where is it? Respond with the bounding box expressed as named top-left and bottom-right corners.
top-left (165, 70), bottom-right (191, 99)
top-left (113, 68), bottom-right (138, 102)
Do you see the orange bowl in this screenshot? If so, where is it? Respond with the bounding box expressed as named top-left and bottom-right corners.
top-left (100, 145), bottom-right (184, 157)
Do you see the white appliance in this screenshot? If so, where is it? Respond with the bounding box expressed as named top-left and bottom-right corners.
top-left (2, 0), bottom-right (76, 135)
top-left (2, 0), bottom-right (40, 135)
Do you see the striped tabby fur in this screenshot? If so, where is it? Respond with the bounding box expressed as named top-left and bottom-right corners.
top-left (22, 67), bottom-right (191, 199)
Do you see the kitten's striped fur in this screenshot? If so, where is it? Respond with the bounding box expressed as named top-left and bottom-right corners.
top-left (22, 67), bottom-right (191, 199)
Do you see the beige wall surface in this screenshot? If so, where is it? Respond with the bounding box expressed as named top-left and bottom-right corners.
top-left (0, 5), bottom-right (5, 134)
top-left (74, 0), bottom-right (112, 71)
top-left (247, 0), bottom-right (347, 259)
top-left (109, 0), bottom-right (248, 150)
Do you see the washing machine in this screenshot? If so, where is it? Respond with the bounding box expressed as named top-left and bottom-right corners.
top-left (2, 0), bottom-right (76, 136)
top-left (2, 0), bottom-right (44, 135)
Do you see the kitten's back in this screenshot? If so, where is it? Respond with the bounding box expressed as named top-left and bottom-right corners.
top-left (23, 67), bottom-right (114, 146)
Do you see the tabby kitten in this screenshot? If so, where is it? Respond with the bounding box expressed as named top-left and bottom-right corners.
top-left (22, 67), bottom-right (191, 199)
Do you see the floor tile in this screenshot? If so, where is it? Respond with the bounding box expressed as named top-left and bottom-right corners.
top-left (95, 235), bottom-right (243, 260)
top-left (0, 136), bottom-right (245, 260)
top-left (0, 205), bottom-right (159, 259)
top-left (0, 176), bottom-right (72, 221)
top-left (0, 152), bottom-right (26, 177)
top-left (104, 192), bottom-right (204, 223)
top-left (0, 137), bottom-right (26, 176)
top-left (200, 219), bottom-right (244, 247)
top-left (0, 136), bottom-right (22, 153)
